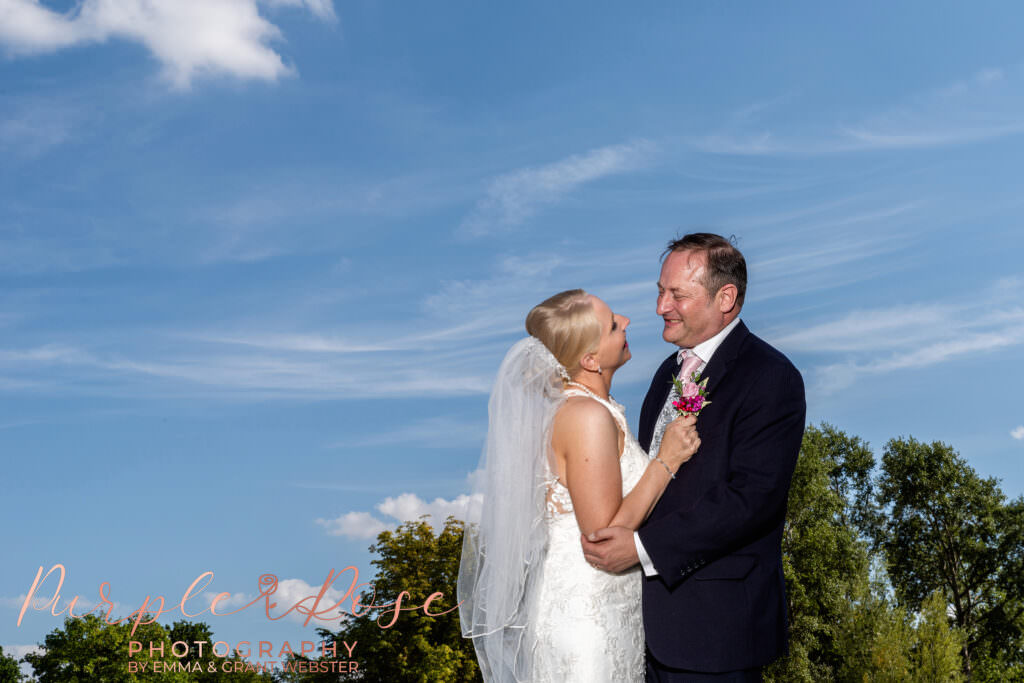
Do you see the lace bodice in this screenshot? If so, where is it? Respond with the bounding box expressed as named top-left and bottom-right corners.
top-left (528, 384), bottom-right (647, 683)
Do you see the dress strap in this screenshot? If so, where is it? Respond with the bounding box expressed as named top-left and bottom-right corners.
top-left (563, 382), bottom-right (628, 434)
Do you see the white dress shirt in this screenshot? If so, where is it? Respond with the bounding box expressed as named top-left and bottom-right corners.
top-left (634, 317), bottom-right (742, 576)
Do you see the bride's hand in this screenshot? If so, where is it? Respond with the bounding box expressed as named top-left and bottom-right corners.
top-left (655, 415), bottom-right (700, 473)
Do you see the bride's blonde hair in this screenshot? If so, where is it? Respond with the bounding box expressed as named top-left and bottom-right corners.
top-left (525, 289), bottom-right (601, 377)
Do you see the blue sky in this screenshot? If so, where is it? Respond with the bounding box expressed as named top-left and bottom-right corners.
top-left (2, 0), bottom-right (1023, 669)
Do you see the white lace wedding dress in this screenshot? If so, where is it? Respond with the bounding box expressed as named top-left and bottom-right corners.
top-left (527, 386), bottom-right (647, 682)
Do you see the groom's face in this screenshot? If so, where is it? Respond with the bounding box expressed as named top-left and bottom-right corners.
top-left (657, 249), bottom-right (723, 349)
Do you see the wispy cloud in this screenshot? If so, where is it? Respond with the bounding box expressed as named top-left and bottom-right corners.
top-left (459, 141), bottom-right (655, 235)
top-left (0, 595), bottom-right (31, 609)
top-left (0, 101), bottom-right (77, 159)
top-left (317, 492), bottom-right (480, 540)
top-left (0, 247), bottom-right (668, 401)
top-left (692, 67), bottom-right (1024, 156)
top-left (769, 277), bottom-right (1024, 393)
top-left (1012, 426), bottom-right (1024, 441)
top-left (743, 203), bottom-right (923, 303)
top-left (338, 416), bottom-right (486, 450)
top-left (0, 592), bottom-right (105, 614)
top-left (0, 340), bottom-right (492, 400)
top-left (198, 333), bottom-right (403, 354)
top-left (0, 0), bottom-right (335, 89)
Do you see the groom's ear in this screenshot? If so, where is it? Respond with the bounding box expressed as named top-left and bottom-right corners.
top-left (716, 284), bottom-right (739, 313)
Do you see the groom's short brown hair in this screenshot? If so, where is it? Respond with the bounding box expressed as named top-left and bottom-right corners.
top-left (663, 233), bottom-right (747, 307)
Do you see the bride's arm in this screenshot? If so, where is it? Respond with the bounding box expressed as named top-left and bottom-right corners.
top-left (608, 417), bottom-right (695, 530)
top-left (554, 400), bottom-right (697, 536)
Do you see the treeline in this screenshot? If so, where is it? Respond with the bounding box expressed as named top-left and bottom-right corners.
top-left (0, 618), bottom-right (271, 682)
top-left (5, 424), bottom-right (1022, 682)
top-left (767, 425), bottom-right (1023, 682)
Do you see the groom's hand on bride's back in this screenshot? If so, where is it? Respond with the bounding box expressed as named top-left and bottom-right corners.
top-left (581, 526), bottom-right (639, 573)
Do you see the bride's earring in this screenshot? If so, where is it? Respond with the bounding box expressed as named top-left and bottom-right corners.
top-left (596, 366), bottom-right (602, 374)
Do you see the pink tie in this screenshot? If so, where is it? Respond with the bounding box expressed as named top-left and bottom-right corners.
top-left (678, 350), bottom-right (702, 384)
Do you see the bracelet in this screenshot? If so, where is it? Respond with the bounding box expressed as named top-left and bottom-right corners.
top-left (655, 455), bottom-right (676, 479)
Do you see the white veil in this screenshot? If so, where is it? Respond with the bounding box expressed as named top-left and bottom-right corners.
top-left (457, 336), bottom-right (570, 682)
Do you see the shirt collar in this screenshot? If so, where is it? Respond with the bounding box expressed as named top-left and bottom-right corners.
top-left (677, 317), bottom-right (742, 366)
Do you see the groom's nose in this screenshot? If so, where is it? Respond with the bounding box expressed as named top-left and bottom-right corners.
top-left (656, 292), bottom-right (672, 314)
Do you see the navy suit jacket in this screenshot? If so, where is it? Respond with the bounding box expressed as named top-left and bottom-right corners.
top-left (637, 321), bottom-right (805, 672)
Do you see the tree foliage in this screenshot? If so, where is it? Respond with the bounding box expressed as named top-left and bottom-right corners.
top-left (0, 646), bottom-right (23, 683)
top-left (766, 425), bottom-right (995, 682)
top-left (304, 516), bottom-right (480, 683)
top-left (23, 614), bottom-right (189, 683)
top-left (913, 590), bottom-right (966, 683)
top-left (20, 614), bottom-right (270, 683)
top-left (765, 423), bottom-right (877, 682)
top-left (875, 437), bottom-right (1024, 679)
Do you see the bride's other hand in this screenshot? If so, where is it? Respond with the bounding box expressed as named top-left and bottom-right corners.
top-left (656, 414), bottom-right (700, 472)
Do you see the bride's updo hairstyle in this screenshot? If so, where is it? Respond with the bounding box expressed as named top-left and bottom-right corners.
top-left (525, 289), bottom-right (601, 378)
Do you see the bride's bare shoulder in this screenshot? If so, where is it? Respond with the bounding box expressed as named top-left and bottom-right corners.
top-left (553, 396), bottom-right (617, 443)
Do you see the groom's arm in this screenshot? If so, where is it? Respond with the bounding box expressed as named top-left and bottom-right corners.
top-left (636, 361), bottom-right (805, 589)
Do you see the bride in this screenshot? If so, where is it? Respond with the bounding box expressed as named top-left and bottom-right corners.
top-left (458, 289), bottom-right (700, 682)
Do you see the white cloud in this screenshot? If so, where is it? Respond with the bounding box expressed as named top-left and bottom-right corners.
top-left (460, 141), bottom-right (654, 235)
top-left (1012, 426), bottom-right (1024, 440)
top-left (268, 577), bottom-right (347, 624)
top-left (204, 577), bottom-right (348, 624)
top-left (317, 492), bottom-right (481, 540)
top-left (2, 644), bottom-right (41, 659)
top-left (3, 643), bottom-right (41, 680)
top-left (316, 511), bottom-right (388, 540)
top-left (200, 591), bottom-right (251, 611)
top-left (0, 0), bottom-right (335, 89)
top-left (377, 492), bottom-right (478, 523)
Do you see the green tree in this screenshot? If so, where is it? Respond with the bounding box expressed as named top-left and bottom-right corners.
top-left (876, 437), bottom-right (1024, 679)
top-left (765, 424), bottom-right (879, 682)
top-left (832, 570), bottom-right (916, 683)
top-left (21, 614), bottom-right (273, 682)
top-left (301, 516), bottom-right (480, 682)
top-left (165, 621), bottom-right (267, 682)
top-left (22, 614), bottom-right (189, 682)
top-left (864, 603), bottom-right (915, 682)
top-left (0, 645), bottom-right (23, 683)
top-left (913, 590), bottom-right (966, 683)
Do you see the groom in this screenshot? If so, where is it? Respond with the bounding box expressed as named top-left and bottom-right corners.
top-left (582, 233), bottom-right (806, 681)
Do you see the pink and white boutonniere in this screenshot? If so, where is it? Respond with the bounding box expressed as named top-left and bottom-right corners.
top-left (671, 371), bottom-right (711, 417)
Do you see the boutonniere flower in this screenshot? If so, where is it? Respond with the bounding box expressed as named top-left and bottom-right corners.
top-left (671, 372), bottom-right (711, 417)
